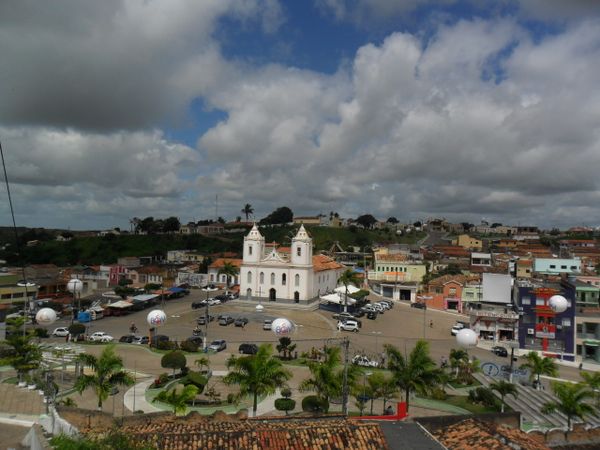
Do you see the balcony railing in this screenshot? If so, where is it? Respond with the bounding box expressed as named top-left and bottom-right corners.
top-left (367, 272), bottom-right (411, 282)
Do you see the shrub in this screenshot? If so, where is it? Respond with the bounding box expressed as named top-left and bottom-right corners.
top-left (34, 328), bottom-right (49, 338)
top-left (301, 395), bottom-right (329, 413)
top-left (469, 387), bottom-right (500, 409)
top-left (153, 373), bottom-right (170, 388)
top-left (157, 340), bottom-right (178, 351)
top-left (227, 393), bottom-right (237, 404)
top-left (429, 387), bottom-right (447, 401)
top-left (275, 398), bottom-right (296, 414)
top-left (68, 323), bottom-right (86, 337)
top-left (180, 340), bottom-right (199, 353)
top-left (281, 388), bottom-right (292, 399)
top-left (183, 371), bottom-right (208, 391)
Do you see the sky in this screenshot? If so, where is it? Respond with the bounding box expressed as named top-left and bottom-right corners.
top-left (1, 0), bottom-right (600, 231)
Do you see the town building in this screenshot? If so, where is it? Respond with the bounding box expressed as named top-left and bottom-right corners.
top-left (0, 272), bottom-right (37, 309)
top-left (516, 259), bottom-right (533, 279)
top-left (239, 225), bottom-right (344, 303)
top-left (533, 257), bottom-right (581, 275)
top-left (452, 234), bottom-right (483, 251)
top-left (207, 258), bottom-right (242, 286)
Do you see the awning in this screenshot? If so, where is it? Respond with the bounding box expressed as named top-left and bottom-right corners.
top-left (131, 294), bottom-right (158, 303)
top-left (106, 300), bottom-right (133, 309)
top-left (334, 285), bottom-right (361, 295)
top-left (320, 292), bottom-right (357, 305)
top-left (168, 287), bottom-right (186, 293)
top-left (584, 340), bottom-right (600, 347)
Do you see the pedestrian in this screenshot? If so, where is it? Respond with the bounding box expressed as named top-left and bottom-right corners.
top-left (385, 405), bottom-right (394, 416)
top-left (429, 319), bottom-right (434, 328)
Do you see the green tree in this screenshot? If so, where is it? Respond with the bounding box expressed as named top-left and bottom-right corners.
top-left (385, 340), bottom-right (443, 412)
top-left (338, 268), bottom-right (361, 313)
top-left (356, 214), bottom-right (377, 230)
top-left (490, 380), bottom-right (518, 413)
top-left (520, 352), bottom-right (558, 389)
top-left (542, 382), bottom-right (597, 430)
top-left (152, 384), bottom-right (199, 415)
top-left (74, 345), bottom-right (134, 409)
top-left (162, 216), bottom-right (181, 233)
top-left (194, 356), bottom-right (210, 373)
top-left (68, 323), bottom-right (86, 340)
top-left (260, 206), bottom-right (293, 225)
top-left (365, 372), bottom-right (399, 415)
top-left (218, 261), bottom-right (239, 292)
top-left (299, 346), bottom-right (359, 405)
top-left (580, 370), bottom-right (600, 409)
top-left (449, 348), bottom-right (468, 376)
top-left (161, 351), bottom-right (187, 377)
top-left (241, 203), bottom-right (254, 221)
top-left (51, 429), bottom-right (153, 450)
top-left (0, 318), bottom-right (42, 383)
top-left (223, 344), bottom-right (291, 415)
top-left (276, 337), bottom-right (296, 360)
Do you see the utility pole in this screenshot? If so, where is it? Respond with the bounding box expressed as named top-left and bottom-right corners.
top-left (341, 337), bottom-right (350, 415)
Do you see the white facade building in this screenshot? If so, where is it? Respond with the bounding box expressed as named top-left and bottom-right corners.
top-left (240, 225), bottom-right (344, 303)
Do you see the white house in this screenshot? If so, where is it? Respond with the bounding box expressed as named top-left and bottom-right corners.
top-left (239, 224), bottom-right (345, 303)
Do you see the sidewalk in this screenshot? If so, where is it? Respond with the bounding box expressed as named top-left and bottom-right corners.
top-left (123, 379), bottom-right (161, 413)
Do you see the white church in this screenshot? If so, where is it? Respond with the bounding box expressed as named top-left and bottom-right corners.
top-left (240, 224), bottom-right (345, 304)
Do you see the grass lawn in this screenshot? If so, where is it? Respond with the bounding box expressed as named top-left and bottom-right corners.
top-left (444, 395), bottom-right (499, 414)
top-left (1, 376), bottom-right (18, 384)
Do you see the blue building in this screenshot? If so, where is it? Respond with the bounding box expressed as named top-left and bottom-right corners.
top-left (515, 281), bottom-right (576, 362)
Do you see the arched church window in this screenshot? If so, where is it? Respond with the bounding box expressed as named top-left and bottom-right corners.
top-left (248, 245), bottom-right (253, 255)
top-left (282, 273), bottom-right (286, 285)
top-left (260, 272), bottom-right (264, 284)
top-left (247, 271), bottom-right (252, 283)
top-left (295, 274), bottom-right (300, 287)
top-left (271, 273), bottom-right (275, 285)
top-left (297, 247), bottom-right (302, 257)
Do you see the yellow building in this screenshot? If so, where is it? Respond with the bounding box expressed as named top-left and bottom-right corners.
top-left (453, 234), bottom-right (483, 251)
top-left (370, 254), bottom-right (427, 282)
top-left (293, 216), bottom-right (321, 226)
top-left (516, 259), bottom-right (533, 279)
top-left (0, 273), bottom-right (37, 307)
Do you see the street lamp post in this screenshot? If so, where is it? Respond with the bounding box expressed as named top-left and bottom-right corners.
top-left (418, 295), bottom-right (433, 339)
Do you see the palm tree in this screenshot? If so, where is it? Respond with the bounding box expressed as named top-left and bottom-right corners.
top-left (385, 340), bottom-right (443, 412)
top-left (338, 269), bottom-right (361, 313)
top-left (276, 337), bottom-right (296, 360)
top-left (152, 385), bottom-right (199, 415)
top-left (223, 344), bottom-right (291, 415)
top-left (194, 356), bottom-right (210, 373)
top-left (542, 382), bottom-right (597, 430)
top-left (490, 380), bottom-right (518, 413)
top-left (520, 352), bottom-right (558, 390)
top-left (580, 370), bottom-right (600, 408)
top-left (364, 371), bottom-right (398, 415)
top-left (299, 346), bottom-right (360, 405)
top-left (449, 348), bottom-right (468, 377)
top-left (218, 261), bottom-right (239, 292)
top-left (74, 345), bottom-right (134, 410)
top-left (241, 203), bottom-right (254, 221)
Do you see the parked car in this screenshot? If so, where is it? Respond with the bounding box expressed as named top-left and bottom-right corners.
top-left (376, 302), bottom-right (391, 310)
top-left (226, 292), bottom-right (238, 300)
top-left (191, 300), bottom-right (207, 309)
top-left (491, 346), bottom-right (508, 357)
top-left (263, 319), bottom-right (273, 330)
top-left (234, 317), bottom-right (249, 327)
top-left (380, 300), bottom-right (394, 309)
top-left (333, 312), bottom-right (355, 321)
top-left (186, 336), bottom-right (204, 347)
top-left (366, 311), bottom-right (378, 320)
top-left (450, 323), bottom-right (465, 336)
top-left (351, 309), bottom-right (365, 318)
top-left (52, 327), bottom-right (70, 337)
top-left (119, 335), bottom-right (140, 343)
top-left (352, 355), bottom-right (379, 368)
top-left (150, 335), bottom-right (169, 346)
top-left (218, 316), bottom-right (234, 326)
top-left (197, 314), bottom-right (215, 325)
top-left (207, 298), bottom-right (221, 306)
top-left (372, 303), bottom-right (385, 313)
top-left (133, 336), bottom-right (149, 345)
top-left (202, 284), bottom-right (217, 291)
top-left (238, 343), bottom-right (258, 355)
top-left (361, 305), bottom-right (376, 313)
top-left (411, 302), bottom-right (426, 309)
top-left (209, 339), bottom-right (227, 352)
top-left (337, 320), bottom-right (359, 332)
top-left (89, 332), bottom-right (114, 343)
top-left (214, 294), bottom-right (228, 301)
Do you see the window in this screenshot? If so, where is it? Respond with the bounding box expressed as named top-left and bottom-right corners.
top-left (260, 272), bottom-right (264, 284)
top-left (271, 273), bottom-right (275, 285)
top-left (247, 272), bottom-right (252, 283)
top-left (297, 247), bottom-right (302, 257)
top-left (282, 274), bottom-right (286, 285)
top-left (0, 293), bottom-right (10, 299)
top-left (570, 266), bottom-right (577, 270)
top-left (448, 288), bottom-right (457, 297)
top-left (521, 296), bottom-right (531, 305)
top-left (295, 274), bottom-right (300, 287)
top-left (12, 292), bottom-right (24, 298)
top-left (577, 324), bottom-right (583, 333)
top-left (536, 298), bottom-right (545, 306)
top-left (562, 318), bottom-right (571, 327)
top-left (248, 245), bottom-right (253, 256)
top-left (561, 265), bottom-right (567, 270)
top-left (549, 265), bottom-right (556, 269)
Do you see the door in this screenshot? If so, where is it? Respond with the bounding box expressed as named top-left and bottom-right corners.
top-left (269, 288), bottom-right (276, 301)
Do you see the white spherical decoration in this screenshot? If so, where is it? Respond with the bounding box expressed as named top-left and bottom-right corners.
top-left (35, 308), bottom-right (57, 325)
top-left (549, 295), bottom-right (568, 313)
top-left (271, 317), bottom-right (295, 336)
top-left (67, 279), bottom-right (83, 293)
top-left (456, 328), bottom-right (478, 348)
top-left (255, 304), bottom-right (264, 312)
top-left (147, 309), bottom-right (167, 327)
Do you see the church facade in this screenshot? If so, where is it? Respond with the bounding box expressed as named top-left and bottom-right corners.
top-left (239, 224), bottom-right (345, 303)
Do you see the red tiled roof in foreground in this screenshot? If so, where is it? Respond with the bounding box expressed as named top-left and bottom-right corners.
top-left (433, 418), bottom-right (549, 450)
top-left (313, 254), bottom-right (345, 272)
top-left (84, 413), bottom-right (388, 450)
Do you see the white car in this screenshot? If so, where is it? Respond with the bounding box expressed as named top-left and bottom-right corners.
top-left (207, 298), bottom-right (221, 306)
top-left (337, 320), bottom-right (359, 332)
top-left (89, 331), bottom-right (114, 343)
top-left (52, 327), bottom-right (70, 337)
top-left (377, 302), bottom-right (391, 310)
top-left (352, 355), bottom-right (379, 368)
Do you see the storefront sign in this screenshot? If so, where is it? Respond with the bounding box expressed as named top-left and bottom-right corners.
top-left (472, 310), bottom-right (518, 320)
top-left (536, 331), bottom-right (556, 339)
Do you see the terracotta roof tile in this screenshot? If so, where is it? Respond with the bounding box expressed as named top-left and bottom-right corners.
top-left (313, 254), bottom-right (345, 272)
top-left (209, 258), bottom-right (243, 269)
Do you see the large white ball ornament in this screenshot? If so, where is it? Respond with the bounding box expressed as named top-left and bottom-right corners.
top-left (456, 328), bottom-right (478, 348)
top-left (35, 308), bottom-right (57, 325)
top-left (271, 318), bottom-right (295, 336)
top-left (147, 309), bottom-right (167, 327)
top-left (549, 295), bottom-right (568, 313)
top-left (67, 279), bottom-right (83, 293)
